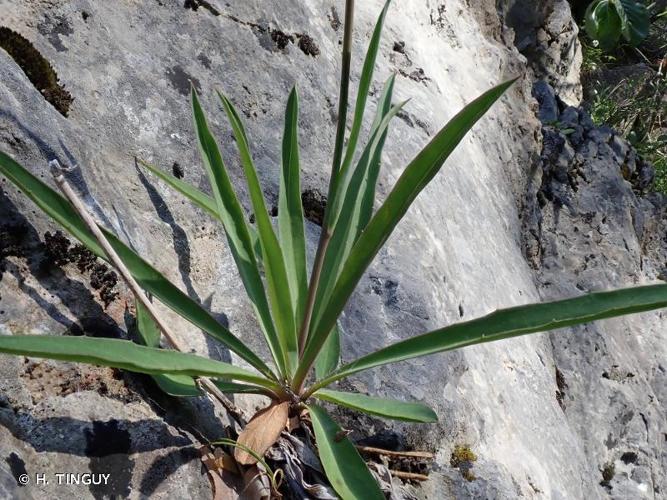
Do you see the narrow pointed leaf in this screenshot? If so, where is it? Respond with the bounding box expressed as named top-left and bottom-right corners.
top-left (154, 373), bottom-right (203, 397)
top-left (218, 91), bottom-right (297, 371)
top-left (307, 405), bottom-right (383, 500)
top-left (358, 75), bottom-right (396, 233)
top-left (0, 335), bottom-right (275, 387)
top-left (314, 389), bottom-right (437, 423)
top-left (135, 299), bottom-right (162, 348)
top-left (278, 87), bottom-right (308, 323)
top-left (326, 0), bottom-right (392, 228)
top-left (136, 158), bottom-right (218, 218)
top-left (136, 158), bottom-right (264, 267)
top-left (311, 98), bottom-right (406, 334)
top-left (311, 100), bottom-right (402, 379)
top-left (297, 79), bottom-right (516, 383)
top-left (214, 381), bottom-right (269, 395)
top-left (191, 90), bottom-right (287, 376)
top-left (135, 298), bottom-right (202, 396)
top-left (312, 284), bottom-right (667, 390)
top-left (312, 80), bottom-right (398, 380)
top-left (314, 324), bottom-right (340, 379)
top-left (0, 151), bottom-right (273, 379)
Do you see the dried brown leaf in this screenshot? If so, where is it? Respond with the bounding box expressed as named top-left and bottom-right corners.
top-left (235, 401), bottom-right (289, 465)
top-left (240, 466), bottom-right (272, 500)
top-left (200, 445), bottom-right (239, 500)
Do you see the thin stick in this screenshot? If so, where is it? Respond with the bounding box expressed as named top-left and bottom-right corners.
top-left (49, 160), bottom-right (247, 425)
top-left (356, 445), bottom-right (434, 460)
top-left (294, 0), bottom-right (354, 388)
top-left (296, 228), bottom-right (331, 355)
top-left (389, 470), bottom-right (429, 482)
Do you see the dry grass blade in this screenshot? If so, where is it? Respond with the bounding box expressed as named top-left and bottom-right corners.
top-left (235, 402), bottom-right (289, 465)
top-left (356, 445), bottom-right (434, 460)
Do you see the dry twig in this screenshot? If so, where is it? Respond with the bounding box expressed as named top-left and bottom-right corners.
top-left (356, 445), bottom-right (434, 460)
top-left (49, 159), bottom-right (248, 426)
top-left (388, 470), bottom-right (430, 482)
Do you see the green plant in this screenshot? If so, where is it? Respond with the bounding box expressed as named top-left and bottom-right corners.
top-left (585, 0), bottom-right (650, 51)
top-left (589, 73), bottom-right (667, 192)
top-left (580, 37), bottom-right (618, 74)
top-left (1, 0), bottom-right (667, 497)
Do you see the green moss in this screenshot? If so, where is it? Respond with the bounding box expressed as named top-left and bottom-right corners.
top-left (0, 27), bottom-right (73, 116)
top-left (600, 462), bottom-right (615, 487)
top-left (450, 445), bottom-right (477, 481)
top-left (462, 469), bottom-right (476, 482)
top-left (450, 445), bottom-right (477, 467)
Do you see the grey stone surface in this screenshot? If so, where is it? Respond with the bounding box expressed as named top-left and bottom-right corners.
top-left (523, 83), bottom-right (667, 499)
top-left (499, 0), bottom-right (583, 104)
top-left (0, 0), bottom-right (663, 499)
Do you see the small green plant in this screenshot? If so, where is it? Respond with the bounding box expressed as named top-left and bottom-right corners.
top-left (580, 37), bottom-right (618, 74)
top-left (589, 74), bottom-right (667, 192)
top-left (584, 0), bottom-right (650, 51)
top-left (2, 0), bottom-right (667, 497)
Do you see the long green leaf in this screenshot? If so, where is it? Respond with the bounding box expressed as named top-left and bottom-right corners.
top-left (0, 150), bottom-right (273, 379)
top-left (153, 374), bottom-right (203, 397)
top-left (278, 87), bottom-right (308, 324)
top-left (0, 335), bottom-right (275, 387)
top-left (135, 299), bottom-right (162, 348)
top-left (136, 158), bottom-right (264, 266)
top-left (312, 79), bottom-right (398, 380)
top-left (191, 90), bottom-right (287, 377)
top-left (135, 298), bottom-right (202, 397)
top-left (314, 323), bottom-right (341, 378)
top-left (309, 284), bottom-right (667, 392)
top-left (312, 84), bottom-right (399, 380)
top-left (325, 0), bottom-right (392, 228)
top-left (214, 381), bottom-right (270, 395)
top-left (296, 79), bottom-right (516, 385)
top-left (307, 404), bottom-right (383, 500)
top-left (217, 91), bottom-right (298, 373)
top-left (314, 389), bottom-right (437, 423)
top-left (358, 75), bottom-right (396, 234)
top-left (136, 158), bottom-right (218, 218)
top-left (312, 96), bottom-right (405, 332)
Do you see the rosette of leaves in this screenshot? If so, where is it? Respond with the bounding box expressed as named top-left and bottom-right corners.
top-left (585, 0), bottom-right (650, 50)
top-left (2, 0), bottom-right (667, 497)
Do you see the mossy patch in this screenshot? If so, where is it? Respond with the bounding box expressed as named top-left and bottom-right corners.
top-left (301, 189), bottom-right (326, 226)
top-left (43, 231), bottom-right (119, 307)
top-left (450, 445), bottom-right (477, 467)
top-left (271, 30), bottom-right (294, 50)
top-left (296, 33), bottom-right (320, 57)
top-left (555, 366), bottom-right (568, 410)
top-left (600, 461), bottom-right (615, 488)
top-left (0, 27), bottom-right (73, 116)
top-left (450, 445), bottom-right (477, 482)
